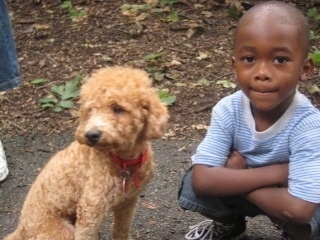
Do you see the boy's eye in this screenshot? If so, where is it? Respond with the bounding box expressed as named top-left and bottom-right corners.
top-left (274, 57), bottom-right (288, 64)
top-left (242, 56), bottom-right (255, 63)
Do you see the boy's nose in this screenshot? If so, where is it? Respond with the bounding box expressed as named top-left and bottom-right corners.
top-left (254, 62), bottom-right (270, 81)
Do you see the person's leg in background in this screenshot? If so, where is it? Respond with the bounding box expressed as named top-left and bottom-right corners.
top-left (0, 0), bottom-right (21, 181)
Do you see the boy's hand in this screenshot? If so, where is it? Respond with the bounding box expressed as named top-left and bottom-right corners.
top-left (225, 151), bottom-right (247, 169)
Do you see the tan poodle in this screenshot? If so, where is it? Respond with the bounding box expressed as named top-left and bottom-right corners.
top-left (5, 66), bottom-right (169, 240)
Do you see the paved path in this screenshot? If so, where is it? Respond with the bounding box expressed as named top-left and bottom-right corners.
top-left (0, 132), bottom-right (281, 239)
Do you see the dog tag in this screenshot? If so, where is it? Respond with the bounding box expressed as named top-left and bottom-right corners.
top-left (122, 178), bottom-right (126, 192)
top-left (120, 170), bottom-right (130, 192)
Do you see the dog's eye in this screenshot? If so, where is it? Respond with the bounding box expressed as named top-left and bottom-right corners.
top-left (113, 105), bottom-right (124, 114)
top-left (143, 105), bottom-right (149, 110)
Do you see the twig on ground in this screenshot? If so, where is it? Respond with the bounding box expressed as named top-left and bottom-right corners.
top-left (209, 72), bottom-right (233, 81)
top-left (7, 120), bottom-right (25, 132)
top-left (164, 46), bottom-right (195, 55)
top-left (194, 103), bottom-right (214, 113)
top-left (45, 54), bottom-right (60, 66)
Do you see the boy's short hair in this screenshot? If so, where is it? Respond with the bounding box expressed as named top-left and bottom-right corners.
top-left (235, 1), bottom-right (310, 57)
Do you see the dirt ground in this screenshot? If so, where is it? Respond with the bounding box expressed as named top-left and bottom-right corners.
top-left (1, 134), bottom-right (283, 239)
top-left (0, 0), bottom-right (320, 239)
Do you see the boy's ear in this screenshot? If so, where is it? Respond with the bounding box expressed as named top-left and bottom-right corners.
top-left (300, 57), bottom-right (315, 81)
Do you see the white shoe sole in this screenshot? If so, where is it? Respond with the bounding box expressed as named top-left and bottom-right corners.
top-left (0, 167), bottom-right (9, 182)
top-left (0, 140), bottom-right (9, 181)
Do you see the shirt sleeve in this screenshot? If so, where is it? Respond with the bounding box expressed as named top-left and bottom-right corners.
top-left (191, 97), bottom-right (235, 167)
top-left (289, 126), bottom-right (320, 203)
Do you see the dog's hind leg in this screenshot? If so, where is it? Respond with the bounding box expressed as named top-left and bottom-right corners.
top-left (34, 219), bottom-right (75, 240)
top-left (4, 219), bottom-right (75, 240)
top-left (3, 228), bottom-right (24, 240)
top-left (112, 196), bottom-right (139, 240)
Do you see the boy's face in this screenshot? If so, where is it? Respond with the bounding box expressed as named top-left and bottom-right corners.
top-left (232, 17), bottom-right (313, 114)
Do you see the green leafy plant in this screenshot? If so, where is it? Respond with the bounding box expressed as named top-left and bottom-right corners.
top-left (160, 0), bottom-right (179, 6)
top-left (167, 11), bottom-right (179, 22)
top-left (153, 72), bottom-right (175, 81)
top-left (120, 4), bottom-right (150, 13)
top-left (61, 1), bottom-right (87, 20)
top-left (306, 84), bottom-right (320, 95)
top-left (143, 52), bottom-right (164, 61)
top-left (307, 7), bottom-right (320, 22)
top-left (39, 76), bottom-right (82, 112)
top-left (227, 5), bottom-right (242, 19)
top-left (197, 78), bottom-right (213, 87)
top-left (157, 89), bottom-right (176, 106)
top-left (216, 80), bottom-right (237, 89)
top-left (310, 30), bottom-right (320, 40)
top-left (309, 48), bottom-right (320, 66)
top-left (307, 7), bottom-right (320, 41)
top-left (120, 1), bottom-right (180, 24)
top-left (159, 0), bottom-right (179, 22)
top-left (30, 78), bottom-right (48, 86)
top-left (143, 53), bottom-right (175, 82)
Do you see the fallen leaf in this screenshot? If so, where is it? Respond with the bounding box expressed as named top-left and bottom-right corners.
top-left (33, 24), bottom-right (50, 30)
top-left (196, 51), bottom-right (209, 60)
top-left (135, 12), bottom-right (149, 21)
top-left (148, 220), bottom-right (158, 225)
top-left (175, 82), bottom-right (187, 87)
top-left (201, 11), bottom-right (214, 18)
top-left (140, 200), bottom-right (157, 210)
top-left (192, 124), bottom-right (209, 130)
top-left (143, 0), bottom-right (158, 3)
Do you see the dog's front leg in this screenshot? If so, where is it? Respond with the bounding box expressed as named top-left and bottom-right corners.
top-left (112, 196), bottom-right (139, 240)
top-left (74, 194), bottom-right (107, 240)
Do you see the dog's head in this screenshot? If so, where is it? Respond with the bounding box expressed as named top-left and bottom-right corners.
top-left (75, 66), bottom-right (169, 151)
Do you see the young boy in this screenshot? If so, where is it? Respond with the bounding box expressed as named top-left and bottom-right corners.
top-left (178, 1), bottom-right (320, 240)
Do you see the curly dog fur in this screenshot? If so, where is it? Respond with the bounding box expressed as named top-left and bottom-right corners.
top-left (5, 66), bottom-right (169, 240)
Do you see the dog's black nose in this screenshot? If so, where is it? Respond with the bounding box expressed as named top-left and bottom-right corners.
top-left (85, 130), bottom-right (101, 145)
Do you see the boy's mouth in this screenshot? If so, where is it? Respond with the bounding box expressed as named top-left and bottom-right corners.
top-left (250, 86), bottom-right (277, 94)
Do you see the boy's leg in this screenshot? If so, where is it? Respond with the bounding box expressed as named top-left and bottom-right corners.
top-left (178, 167), bottom-right (235, 222)
top-left (178, 167), bottom-right (263, 221)
top-left (179, 167), bottom-right (320, 240)
top-left (281, 205), bottom-right (320, 240)
top-left (178, 167), bottom-right (250, 239)
top-left (309, 205), bottom-right (320, 240)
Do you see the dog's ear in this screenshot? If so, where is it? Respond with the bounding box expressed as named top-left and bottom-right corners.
top-left (144, 91), bottom-right (169, 140)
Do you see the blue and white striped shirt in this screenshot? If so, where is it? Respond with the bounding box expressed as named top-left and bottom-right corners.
top-left (192, 90), bottom-right (320, 203)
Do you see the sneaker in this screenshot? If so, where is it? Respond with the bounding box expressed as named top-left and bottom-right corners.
top-left (185, 217), bottom-right (246, 240)
top-left (0, 140), bottom-right (9, 181)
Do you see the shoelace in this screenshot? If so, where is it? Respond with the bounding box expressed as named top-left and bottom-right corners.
top-left (185, 220), bottom-right (214, 240)
top-left (185, 220), bottom-right (237, 240)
